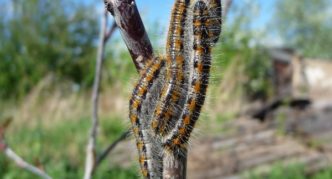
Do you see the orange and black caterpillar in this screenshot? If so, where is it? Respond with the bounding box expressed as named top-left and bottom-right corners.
top-left (163, 0), bottom-right (222, 155)
top-left (129, 58), bottom-right (166, 178)
top-left (129, 0), bottom-right (222, 178)
top-left (151, 0), bottom-right (190, 136)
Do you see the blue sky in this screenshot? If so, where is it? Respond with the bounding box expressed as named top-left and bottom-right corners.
top-left (91, 0), bottom-right (276, 30)
top-left (135, 0), bottom-right (278, 46)
top-left (136, 0), bottom-right (173, 26)
top-left (136, 0), bottom-right (276, 29)
top-left (87, 0), bottom-right (280, 47)
top-left (0, 0), bottom-right (276, 27)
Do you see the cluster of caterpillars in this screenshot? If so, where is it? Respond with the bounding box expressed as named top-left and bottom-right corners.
top-left (129, 0), bottom-right (222, 178)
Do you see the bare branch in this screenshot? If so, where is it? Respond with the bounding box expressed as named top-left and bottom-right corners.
top-left (94, 130), bottom-right (130, 170)
top-left (3, 148), bottom-right (52, 179)
top-left (84, 9), bottom-right (116, 179)
top-left (105, 22), bottom-right (117, 42)
top-left (0, 120), bottom-right (52, 179)
top-left (104, 0), bottom-right (154, 72)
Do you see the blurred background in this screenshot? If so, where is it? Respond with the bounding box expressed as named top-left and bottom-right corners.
top-left (1, 0), bottom-right (332, 178)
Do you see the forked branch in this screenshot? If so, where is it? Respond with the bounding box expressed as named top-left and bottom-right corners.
top-left (83, 8), bottom-right (117, 179)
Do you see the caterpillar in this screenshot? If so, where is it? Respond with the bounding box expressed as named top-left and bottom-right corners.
top-left (150, 0), bottom-right (190, 136)
top-left (128, 0), bottom-right (222, 178)
top-left (129, 57), bottom-right (166, 178)
top-left (204, 0), bottom-right (222, 45)
top-left (163, 0), bottom-right (222, 155)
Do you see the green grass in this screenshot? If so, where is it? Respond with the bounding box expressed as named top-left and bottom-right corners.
top-left (0, 116), bottom-right (138, 179)
top-left (248, 163), bottom-right (332, 179)
top-left (314, 169), bottom-right (332, 179)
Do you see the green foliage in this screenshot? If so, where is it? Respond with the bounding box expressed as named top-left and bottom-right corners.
top-left (0, 0), bottom-right (98, 99)
top-left (273, 0), bottom-right (332, 59)
top-left (248, 163), bottom-right (332, 179)
top-left (314, 168), bottom-right (332, 179)
top-left (267, 164), bottom-right (305, 179)
top-left (0, 116), bottom-right (137, 178)
top-left (105, 48), bottom-right (137, 85)
top-left (94, 166), bottom-right (138, 179)
top-left (214, 1), bottom-right (272, 100)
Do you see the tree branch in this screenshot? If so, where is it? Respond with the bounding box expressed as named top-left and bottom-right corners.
top-left (83, 9), bottom-right (116, 179)
top-left (94, 130), bottom-right (130, 170)
top-left (104, 0), bottom-right (154, 72)
top-left (0, 119), bottom-right (52, 179)
top-left (3, 148), bottom-right (52, 179)
top-left (105, 22), bottom-right (117, 43)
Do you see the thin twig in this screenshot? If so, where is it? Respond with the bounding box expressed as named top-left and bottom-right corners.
top-left (105, 22), bottom-right (117, 42)
top-left (104, 0), bottom-right (154, 72)
top-left (0, 120), bottom-right (52, 179)
top-left (94, 130), bottom-right (130, 170)
top-left (83, 9), bottom-right (115, 179)
top-left (3, 148), bottom-right (52, 179)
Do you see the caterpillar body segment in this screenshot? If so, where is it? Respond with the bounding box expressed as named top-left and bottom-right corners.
top-left (151, 0), bottom-right (191, 136)
top-left (163, 0), bottom-right (217, 155)
top-left (129, 57), bottom-right (166, 178)
top-left (166, 0), bottom-right (191, 55)
top-left (203, 0), bottom-right (222, 45)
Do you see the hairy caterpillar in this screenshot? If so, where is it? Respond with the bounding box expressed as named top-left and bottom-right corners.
top-left (151, 0), bottom-right (190, 136)
top-left (129, 58), bottom-right (166, 178)
top-left (163, 0), bottom-right (221, 155)
top-left (129, 0), bottom-right (222, 178)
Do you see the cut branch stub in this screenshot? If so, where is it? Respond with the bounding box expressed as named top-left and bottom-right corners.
top-left (105, 0), bottom-right (154, 71)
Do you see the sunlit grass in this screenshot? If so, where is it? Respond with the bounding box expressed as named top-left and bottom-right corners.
top-left (247, 163), bottom-right (332, 179)
top-left (0, 114), bottom-right (136, 178)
